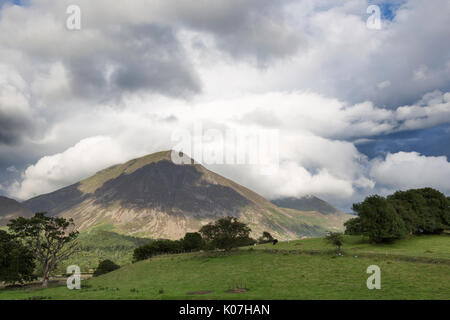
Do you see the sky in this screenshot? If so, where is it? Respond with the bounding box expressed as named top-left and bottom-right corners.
top-left (0, 0), bottom-right (449, 212)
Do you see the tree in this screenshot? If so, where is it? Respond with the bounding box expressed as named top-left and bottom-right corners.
top-left (181, 232), bottom-right (203, 251)
top-left (8, 212), bottom-right (79, 287)
top-left (93, 259), bottom-right (120, 277)
top-left (257, 231), bottom-right (274, 244)
top-left (325, 232), bottom-right (344, 253)
top-left (353, 195), bottom-right (407, 243)
top-left (344, 217), bottom-right (363, 235)
top-left (199, 217), bottom-right (253, 251)
top-left (387, 188), bottom-right (450, 234)
top-left (0, 230), bottom-right (36, 285)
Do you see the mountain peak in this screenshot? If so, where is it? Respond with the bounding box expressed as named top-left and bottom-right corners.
top-left (19, 150), bottom-right (350, 239)
top-left (78, 150), bottom-right (193, 194)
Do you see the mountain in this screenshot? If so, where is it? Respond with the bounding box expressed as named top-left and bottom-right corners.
top-left (22, 150), bottom-right (351, 239)
top-left (0, 196), bottom-right (33, 226)
top-left (271, 196), bottom-right (342, 215)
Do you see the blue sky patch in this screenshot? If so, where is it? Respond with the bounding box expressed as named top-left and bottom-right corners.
top-left (356, 124), bottom-right (450, 160)
top-left (367, 0), bottom-right (407, 21)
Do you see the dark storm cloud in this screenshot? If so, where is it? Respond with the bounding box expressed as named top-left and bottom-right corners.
top-left (172, 0), bottom-right (304, 65)
top-left (66, 24), bottom-right (201, 100)
top-left (0, 111), bottom-right (30, 145)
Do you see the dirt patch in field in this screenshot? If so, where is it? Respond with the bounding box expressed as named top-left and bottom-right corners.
top-left (226, 288), bottom-right (248, 293)
top-left (186, 290), bottom-right (215, 295)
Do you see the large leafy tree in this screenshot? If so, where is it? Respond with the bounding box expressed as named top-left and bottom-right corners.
top-left (199, 217), bottom-right (253, 251)
top-left (344, 217), bottom-right (363, 235)
top-left (8, 213), bottom-right (79, 287)
top-left (0, 230), bottom-right (36, 285)
top-left (387, 188), bottom-right (450, 234)
top-left (352, 195), bottom-right (407, 243)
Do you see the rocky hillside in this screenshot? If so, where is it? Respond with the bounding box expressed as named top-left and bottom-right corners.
top-left (0, 196), bottom-right (33, 226)
top-left (271, 196), bottom-right (342, 215)
top-left (22, 151), bottom-right (350, 239)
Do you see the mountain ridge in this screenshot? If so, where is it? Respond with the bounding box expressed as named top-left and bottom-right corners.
top-left (271, 196), bottom-right (342, 215)
top-left (0, 195), bottom-right (33, 226)
top-left (18, 150), bottom-right (350, 239)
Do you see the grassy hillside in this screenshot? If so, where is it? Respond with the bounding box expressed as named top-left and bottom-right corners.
top-left (1, 234), bottom-right (448, 300)
top-left (253, 234), bottom-right (450, 260)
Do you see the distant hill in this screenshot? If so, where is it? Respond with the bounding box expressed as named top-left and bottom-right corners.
top-left (271, 196), bottom-right (342, 215)
top-left (0, 196), bottom-right (33, 226)
top-left (22, 150), bottom-right (350, 239)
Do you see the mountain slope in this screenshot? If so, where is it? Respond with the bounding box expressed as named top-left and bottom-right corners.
top-left (271, 196), bottom-right (342, 215)
top-left (23, 150), bottom-right (350, 239)
top-left (0, 196), bottom-right (33, 226)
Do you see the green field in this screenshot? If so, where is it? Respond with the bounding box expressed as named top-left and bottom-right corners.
top-left (253, 234), bottom-right (450, 260)
top-left (1, 234), bottom-right (449, 300)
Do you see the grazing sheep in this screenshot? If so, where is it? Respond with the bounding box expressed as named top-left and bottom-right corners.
top-left (272, 239), bottom-right (278, 245)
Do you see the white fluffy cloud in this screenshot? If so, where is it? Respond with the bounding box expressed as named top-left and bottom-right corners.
top-left (370, 152), bottom-right (450, 194)
top-left (1, 0), bottom-right (450, 210)
top-left (11, 136), bottom-right (129, 199)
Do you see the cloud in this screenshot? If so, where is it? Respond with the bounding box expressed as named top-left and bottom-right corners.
top-left (6, 89), bottom-right (450, 206)
top-left (0, 1), bottom-right (202, 103)
top-left (0, 65), bottom-right (36, 145)
top-left (11, 136), bottom-right (129, 199)
top-left (370, 151), bottom-right (450, 194)
top-left (1, 0), bottom-right (450, 211)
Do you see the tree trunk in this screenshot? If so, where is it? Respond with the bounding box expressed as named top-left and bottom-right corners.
top-left (42, 266), bottom-right (50, 288)
top-left (42, 276), bottom-right (49, 288)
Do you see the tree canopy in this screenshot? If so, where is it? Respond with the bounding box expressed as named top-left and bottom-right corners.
top-left (0, 230), bottom-right (36, 284)
top-left (346, 188), bottom-right (450, 243)
top-left (7, 212), bottom-right (79, 287)
top-left (199, 216), bottom-right (254, 251)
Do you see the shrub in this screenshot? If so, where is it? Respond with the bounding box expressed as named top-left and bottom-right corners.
top-left (133, 239), bottom-right (183, 262)
top-left (325, 232), bottom-right (344, 253)
top-left (93, 259), bottom-right (120, 277)
top-left (181, 232), bottom-right (204, 251)
top-left (257, 231), bottom-right (274, 244)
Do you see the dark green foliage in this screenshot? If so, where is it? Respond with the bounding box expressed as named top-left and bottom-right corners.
top-left (181, 232), bottom-right (204, 251)
top-left (199, 216), bottom-right (254, 251)
top-left (344, 217), bottom-right (363, 235)
top-left (7, 212), bottom-right (79, 287)
top-left (0, 230), bottom-right (36, 284)
top-left (349, 188), bottom-right (450, 243)
top-left (258, 231), bottom-right (274, 244)
top-left (325, 232), bottom-right (344, 252)
top-left (93, 259), bottom-right (120, 277)
top-left (387, 188), bottom-right (450, 234)
top-left (133, 239), bottom-right (183, 262)
top-left (352, 195), bottom-right (407, 243)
